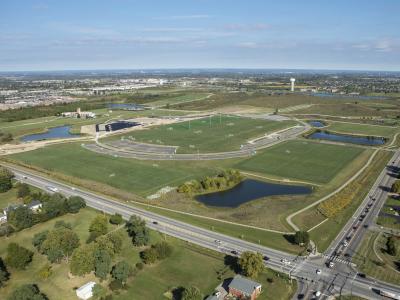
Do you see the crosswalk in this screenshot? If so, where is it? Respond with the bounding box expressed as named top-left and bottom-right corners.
top-left (322, 254), bottom-right (355, 265)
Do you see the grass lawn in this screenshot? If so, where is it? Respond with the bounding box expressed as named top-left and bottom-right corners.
top-left (352, 231), bottom-right (400, 286)
top-left (326, 122), bottom-right (399, 138)
top-left (235, 140), bottom-right (365, 184)
top-left (8, 143), bottom-right (237, 196)
top-left (0, 207), bottom-right (297, 300)
top-left (135, 202), bottom-right (304, 255)
top-left (308, 150), bottom-right (392, 252)
top-left (376, 196), bottom-right (400, 230)
top-left (110, 115), bottom-right (296, 153)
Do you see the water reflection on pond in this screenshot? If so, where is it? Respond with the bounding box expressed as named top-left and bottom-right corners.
top-left (195, 179), bottom-right (312, 208)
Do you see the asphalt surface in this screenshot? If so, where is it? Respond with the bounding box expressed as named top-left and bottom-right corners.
top-left (4, 161), bottom-right (400, 300)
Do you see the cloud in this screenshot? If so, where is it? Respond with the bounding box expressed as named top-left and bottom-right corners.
top-left (153, 14), bottom-right (211, 20)
top-left (224, 23), bottom-right (271, 31)
top-left (352, 39), bottom-right (400, 53)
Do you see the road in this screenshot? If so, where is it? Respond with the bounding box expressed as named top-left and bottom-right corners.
top-left (4, 163), bottom-right (400, 300)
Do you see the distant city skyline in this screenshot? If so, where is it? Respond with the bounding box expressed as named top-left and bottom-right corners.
top-left (1, 0), bottom-right (399, 71)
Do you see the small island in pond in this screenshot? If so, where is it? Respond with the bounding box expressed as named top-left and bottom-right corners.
top-left (177, 169), bottom-right (243, 195)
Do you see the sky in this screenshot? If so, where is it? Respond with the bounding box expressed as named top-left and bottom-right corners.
top-left (0, 0), bottom-right (399, 71)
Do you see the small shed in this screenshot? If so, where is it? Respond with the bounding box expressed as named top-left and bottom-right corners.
top-left (26, 200), bottom-right (42, 212)
top-left (76, 281), bottom-right (96, 300)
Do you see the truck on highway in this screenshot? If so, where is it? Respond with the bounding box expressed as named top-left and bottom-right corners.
top-left (379, 290), bottom-right (400, 300)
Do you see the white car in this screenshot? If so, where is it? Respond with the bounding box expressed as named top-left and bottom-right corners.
top-left (343, 241), bottom-right (348, 247)
top-left (315, 291), bottom-right (321, 298)
top-left (281, 258), bottom-right (291, 265)
top-left (316, 269), bottom-right (321, 275)
top-left (46, 186), bottom-right (59, 193)
top-left (329, 261), bottom-right (335, 268)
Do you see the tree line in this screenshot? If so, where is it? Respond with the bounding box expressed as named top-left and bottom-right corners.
top-left (177, 169), bottom-right (243, 194)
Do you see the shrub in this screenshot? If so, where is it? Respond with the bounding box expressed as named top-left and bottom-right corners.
top-left (110, 213), bottom-right (124, 225)
top-left (6, 243), bottom-right (33, 270)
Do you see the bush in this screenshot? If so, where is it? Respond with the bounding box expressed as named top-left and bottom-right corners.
top-left (135, 262), bottom-right (144, 270)
top-left (181, 286), bottom-right (203, 300)
top-left (110, 213), bottom-right (124, 225)
top-left (153, 241), bottom-right (173, 260)
top-left (32, 230), bottom-right (49, 250)
top-left (140, 247), bottom-right (158, 264)
top-left (7, 206), bottom-right (34, 230)
top-left (109, 279), bottom-right (123, 291)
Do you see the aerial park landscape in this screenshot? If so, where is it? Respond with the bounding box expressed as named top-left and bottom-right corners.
top-left (1, 1), bottom-right (400, 300)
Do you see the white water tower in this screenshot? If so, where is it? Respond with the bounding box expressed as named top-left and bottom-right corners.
top-left (290, 78), bottom-right (296, 92)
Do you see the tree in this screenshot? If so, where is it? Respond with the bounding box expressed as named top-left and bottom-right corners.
top-left (0, 257), bottom-right (10, 288)
top-left (5, 243), bottom-right (33, 270)
top-left (7, 206), bottom-right (34, 230)
top-left (88, 215), bottom-right (108, 242)
top-left (111, 261), bottom-right (131, 283)
top-left (94, 249), bottom-right (112, 280)
top-left (386, 236), bottom-right (397, 256)
top-left (70, 243), bottom-right (97, 276)
top-left (42, 195), bottom-right (67, 219)
top-left (126, 216), bottom-right (150, 246)
top-left (293, 231), bottom-right (310, 246)
top-left (40, 227), bottom-right (80, 263)
top-left (32, 230), bottom-right (49, 251)
top-left (181, 286), bottom-right (203, 300)
top-left (391, 180), bottom-right (400, 194)
top-left (66, 196), bottom-right (86, 213)
top-left (109, 213), bottom-right (124, 225)
top-left (238, 251), bottom-right (264, 278)
top-left (0, 167), bottom-right (13, 193)
top-left (140, 247), bottom-right (158, 264)
top-left (153, 241), bottom-right (173, 260)
top-left (92, 284), bottom-right (107, 299)
top-left (8, 284), bottom-right (47, 300)
top-left (17, 183), bottom-right (30, 199)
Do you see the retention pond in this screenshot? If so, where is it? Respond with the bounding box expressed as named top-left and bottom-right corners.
top-left (195, 179), bottom-right (312, 208)
top-left (21, 126), bottom-right (80, 142)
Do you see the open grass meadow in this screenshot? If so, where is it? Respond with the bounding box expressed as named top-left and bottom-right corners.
top-left (0, 206), bottom-right (297, 300)
top-left (235, 140), bottom-right (365, 184)
top-left (7, 143), bottom-right (238, 196)
top-left (112, 115), bottom-right (296, 153)
top-left (326, 122), bottom-right (399, 138)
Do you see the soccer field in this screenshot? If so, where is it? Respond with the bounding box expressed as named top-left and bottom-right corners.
top-left (117, 115), bottom-right (297, 153)
top-left (8, 143), bottom-right (233, 196)
top-left (235, 140), bottom-right (365, 184)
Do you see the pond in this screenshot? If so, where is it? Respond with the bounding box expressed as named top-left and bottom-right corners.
top-left (307, 130), bottom-right (385, 146)
top-left (21, 126), bottom-right (80, 142)
top-left (310, 92), bottom-right (386, 100)
top-left (107, 103), bottom-right (145, 110)
top-left (195, 179), bottom-right (312, 208)
top-left (308, 120), bottom-right (326, 128)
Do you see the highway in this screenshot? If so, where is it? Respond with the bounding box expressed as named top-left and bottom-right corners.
top-left (3, 162), bottom-right (400, 300)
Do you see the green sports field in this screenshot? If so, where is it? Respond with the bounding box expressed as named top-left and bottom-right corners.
top-left (235, 140), bottom-right (365, 184)
top-left (326, 122), bottom-right (399, 138)
top-left (111, 115), bottom-right (296, 153)
top-left (8, 143), bottom-right (235, 196)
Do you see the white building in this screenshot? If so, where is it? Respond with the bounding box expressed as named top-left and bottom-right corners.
top-left (61, 108), bottom-right (96, 119)
top-left (0, 213), bottom-right (7, 224)
top-left (76, 281), bottom-right (96, 300)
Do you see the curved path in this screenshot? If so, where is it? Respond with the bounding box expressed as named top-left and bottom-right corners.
top-left (286, 148), bottom-right (380, 231)
top-left (84, 122), bottom-right (310, 161)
